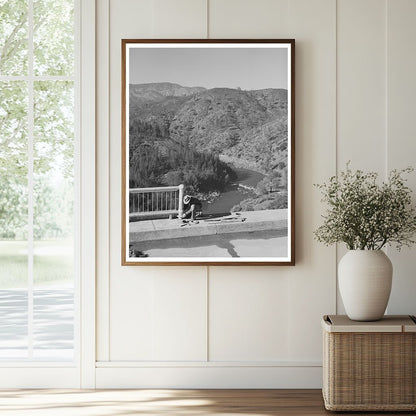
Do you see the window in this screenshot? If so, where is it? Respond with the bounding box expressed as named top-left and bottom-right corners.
top-left (0, 0), bottom-right (77, 361)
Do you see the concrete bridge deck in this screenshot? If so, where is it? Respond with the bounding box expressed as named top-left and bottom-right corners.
top-left (130, 209), bottom-right (287, 243)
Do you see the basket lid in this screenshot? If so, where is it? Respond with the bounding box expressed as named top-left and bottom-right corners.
top-left (322, 315), bottom-right (416, 333)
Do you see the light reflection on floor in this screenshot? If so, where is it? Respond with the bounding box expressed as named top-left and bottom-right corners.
top-left (0, 389), bottom-right (331, 416)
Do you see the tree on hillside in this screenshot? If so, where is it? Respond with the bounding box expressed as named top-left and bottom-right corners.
top-left (129, 140), bottom-right (236, 195)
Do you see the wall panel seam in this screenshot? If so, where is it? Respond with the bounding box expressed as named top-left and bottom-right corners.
top-left (384, 0), bottom-right (390, 263)
top-left (106, 0), bottom-right (111, 361)
top-left (335, 0), bottom-right (339, 314)
top-left (385, 0), bottom-right (389, 178)
top-left (206, 0), bottom-right (209, 39)
top-left (206, 266), bottom-right (210, 362)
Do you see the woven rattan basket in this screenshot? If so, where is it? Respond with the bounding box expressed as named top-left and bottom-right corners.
top-left (322, 315), bottom-right (416, 411)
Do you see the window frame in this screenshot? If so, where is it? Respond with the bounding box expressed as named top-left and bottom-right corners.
top-left (0, 0), bottom-right (96, 388)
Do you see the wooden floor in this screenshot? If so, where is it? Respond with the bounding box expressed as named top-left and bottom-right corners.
top-left (0, 389), bottom-right (413, 415)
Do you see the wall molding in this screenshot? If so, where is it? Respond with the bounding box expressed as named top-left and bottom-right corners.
top-left (96, 360), bottom-right (321, 368)
top-left (96, 366), bottom-right (322, 388)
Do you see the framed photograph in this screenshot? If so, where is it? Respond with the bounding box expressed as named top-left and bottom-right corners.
top-left (122, 39), bottom-right (295, 266)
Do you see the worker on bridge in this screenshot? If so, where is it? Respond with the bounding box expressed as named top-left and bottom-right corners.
top-left (181, 194), bottom-right (202, 220)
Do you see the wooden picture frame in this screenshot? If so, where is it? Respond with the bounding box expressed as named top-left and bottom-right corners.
top-left (122, 39), bottom-right (295, 266)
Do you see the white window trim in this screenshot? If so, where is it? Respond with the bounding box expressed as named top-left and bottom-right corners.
top-left (79, 0), bottom-right (96, 389)
top-left (0, 0), bottom-right (96, 388)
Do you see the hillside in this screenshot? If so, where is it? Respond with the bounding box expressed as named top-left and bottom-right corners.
top-left (128, 82), bottom-right (288, 214)
top-left (129, 82), bottom-right (206, 102)
top-left (129, 83), bottom-right (288, 175)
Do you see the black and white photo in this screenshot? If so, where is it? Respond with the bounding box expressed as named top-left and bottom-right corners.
top-left (122, 40), bottom-right (295, 265)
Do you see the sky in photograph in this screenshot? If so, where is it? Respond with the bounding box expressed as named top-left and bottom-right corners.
top-left (129, 46), bottom-right (288, 90)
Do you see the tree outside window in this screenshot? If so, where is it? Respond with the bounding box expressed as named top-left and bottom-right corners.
top-left (0, 0), bottom-right (76, 360)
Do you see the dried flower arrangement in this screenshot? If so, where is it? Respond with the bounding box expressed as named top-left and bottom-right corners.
top-left (314, 164), bottom-right (416, 250)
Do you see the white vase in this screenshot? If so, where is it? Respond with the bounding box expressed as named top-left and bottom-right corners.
top-left (338, 250), bottom-right (392, 321)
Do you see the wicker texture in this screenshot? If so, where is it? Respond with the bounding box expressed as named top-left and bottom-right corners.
top-left (322, 317), bottom-right (416, 411)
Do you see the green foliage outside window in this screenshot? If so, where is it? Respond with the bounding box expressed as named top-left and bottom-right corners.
top-left (0, 0), bottom-right (74, 240)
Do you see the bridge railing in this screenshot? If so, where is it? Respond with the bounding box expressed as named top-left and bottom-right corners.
top-left (129, 184), bottom-right (184, 220)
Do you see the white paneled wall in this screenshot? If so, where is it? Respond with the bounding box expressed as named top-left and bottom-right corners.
top-left (209, 267), bottom-right (290, 362)
top-left (337, 0), bottom-right (387, 172)
top-left (386, 0), bottom-right (416, 314)
top-left (209, 0), bottom-right (290, 37)
top-left (95, 0), bottom-right (416, 388)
